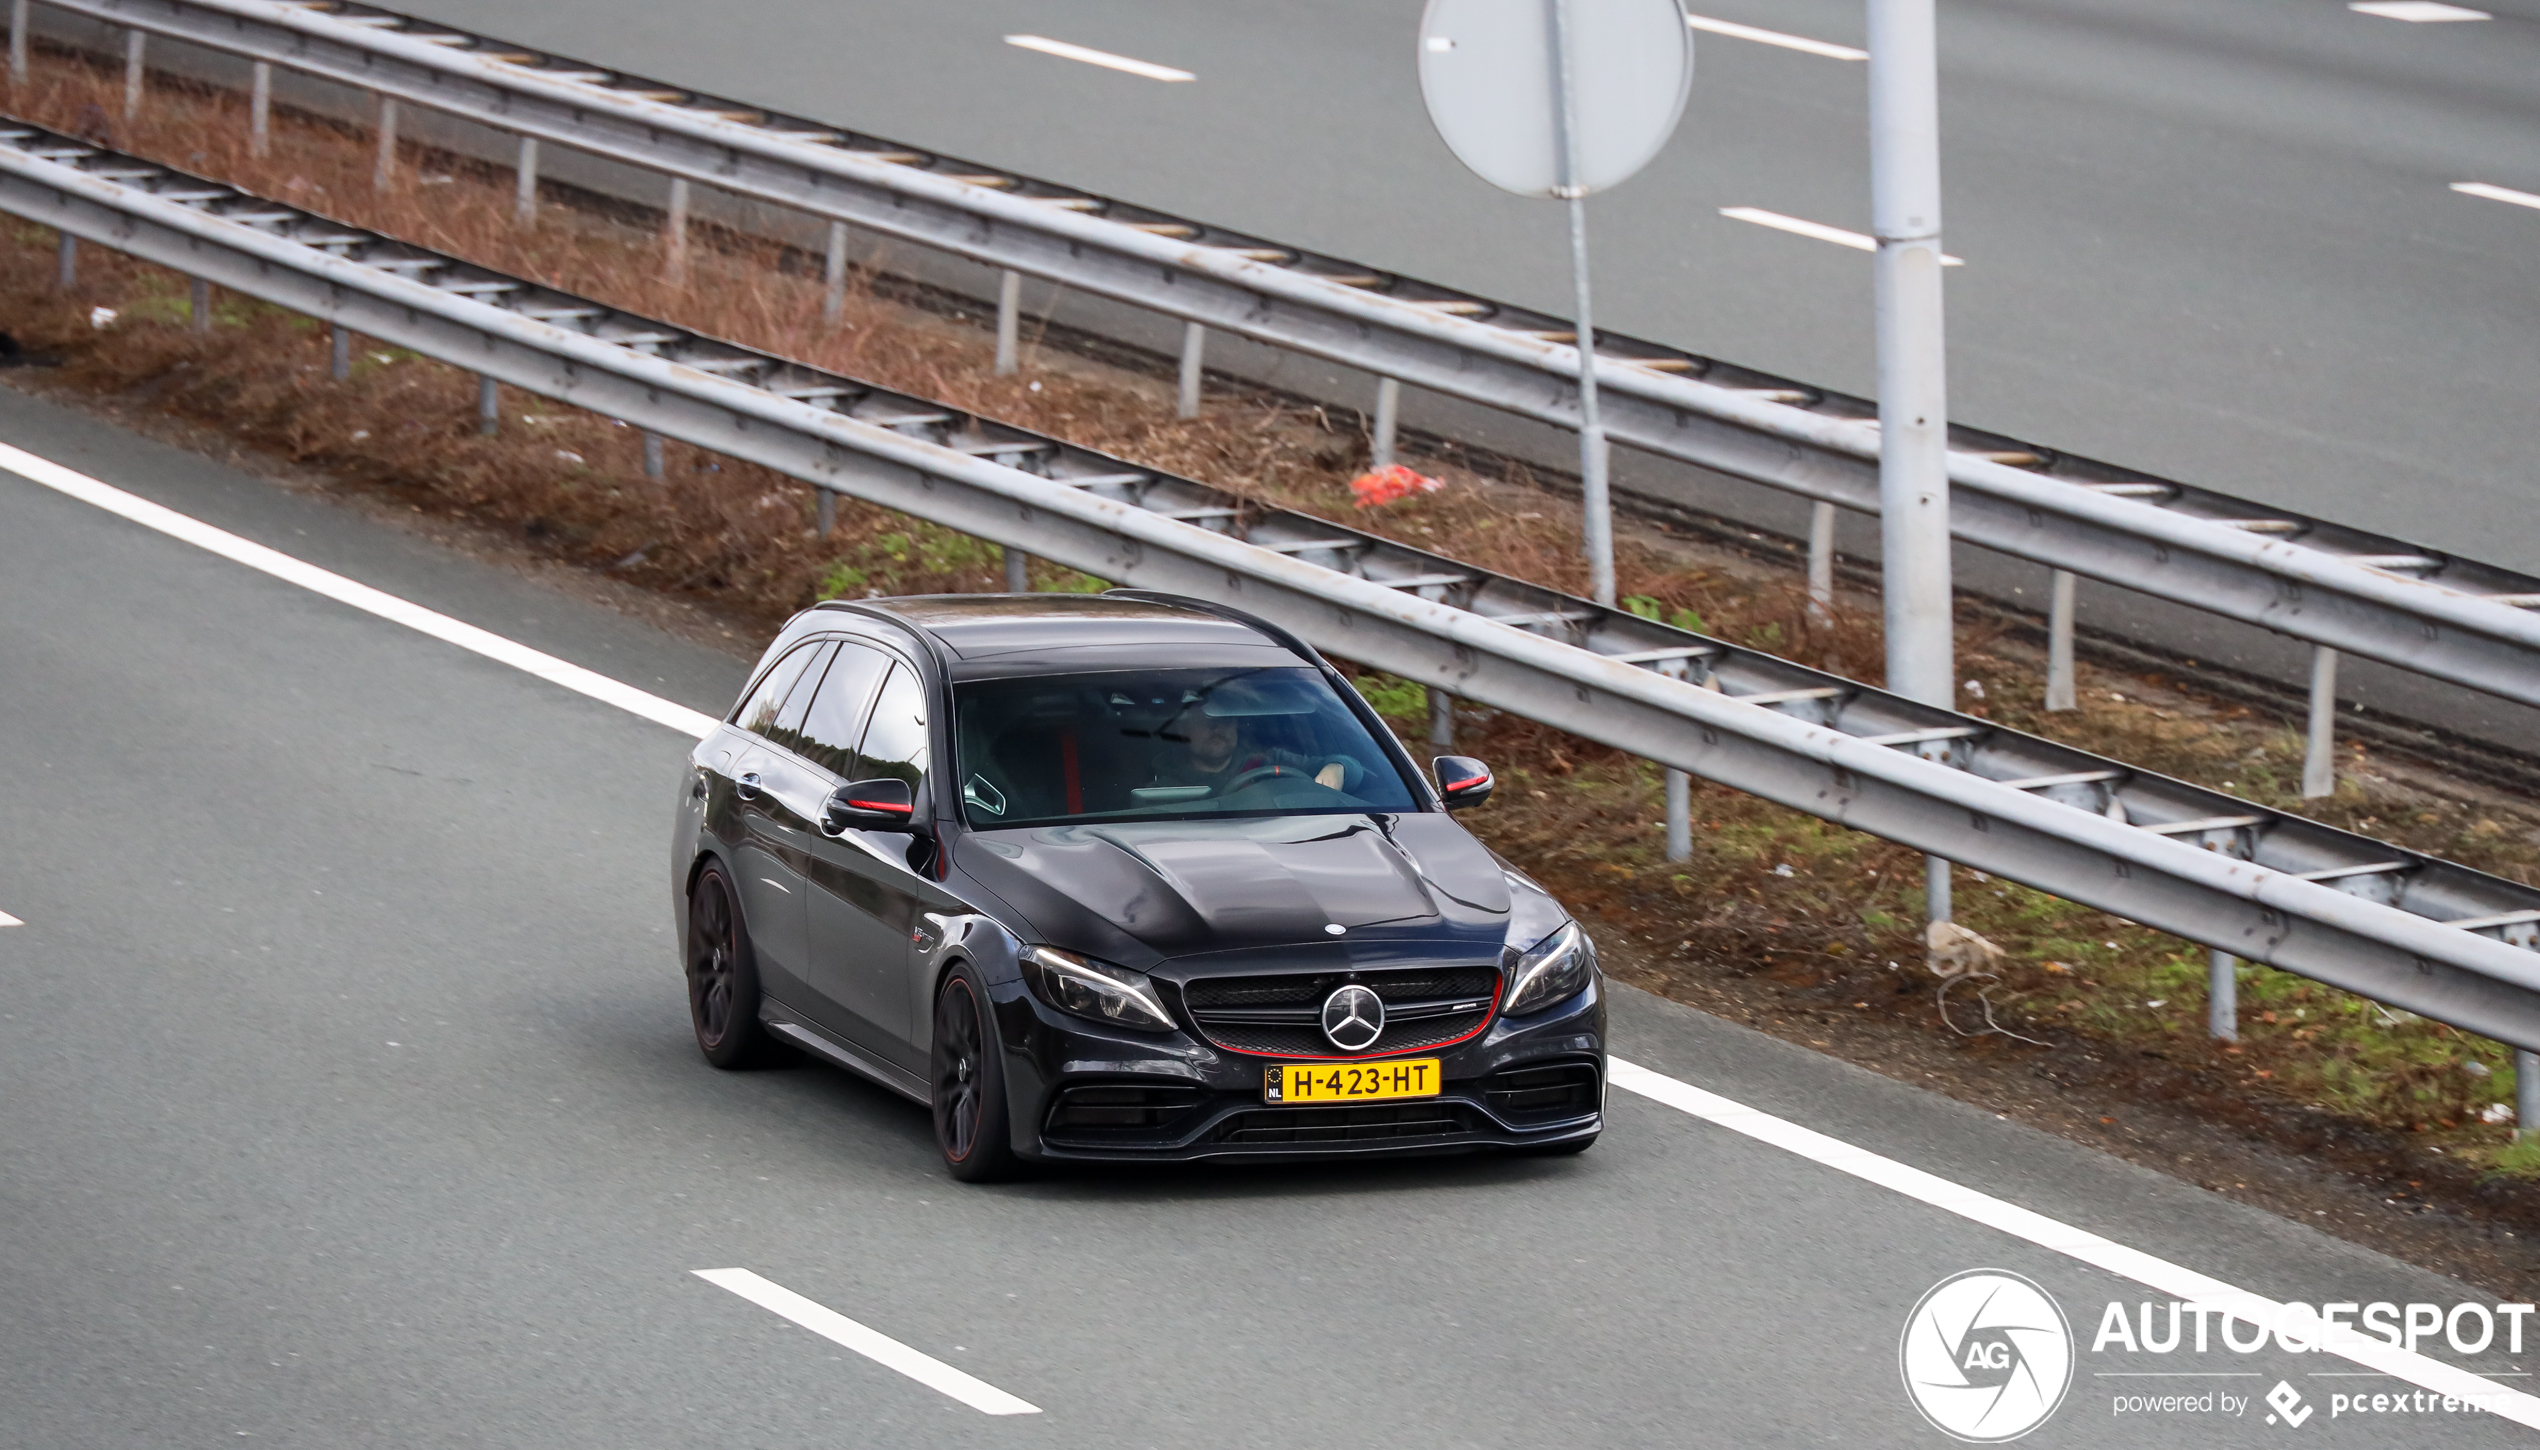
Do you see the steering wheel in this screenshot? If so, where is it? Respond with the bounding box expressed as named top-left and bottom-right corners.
top-left (1223, 762), bottom-right (1343, 796)
top-left (1220, 763), bottom-right (1291, 795)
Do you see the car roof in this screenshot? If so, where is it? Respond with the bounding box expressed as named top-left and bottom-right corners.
top-left (822, 594), bottom-right (1309, 677)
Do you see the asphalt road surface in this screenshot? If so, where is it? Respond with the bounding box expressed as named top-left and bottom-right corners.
top-left (5, 389), bottom-right (2538, 1446)
top-left (378, 0), bottom-right (2540, 575)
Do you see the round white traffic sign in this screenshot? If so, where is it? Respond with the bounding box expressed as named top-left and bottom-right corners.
top-left (1416, 0), bottom-right (1693, 199)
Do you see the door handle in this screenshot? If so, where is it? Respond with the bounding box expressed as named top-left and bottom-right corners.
top-left (734, 770), bottom-right (763, 801)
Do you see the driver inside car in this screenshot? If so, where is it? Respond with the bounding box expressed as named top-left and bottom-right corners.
top-left (1150, 703), bottom-right (1354, 795)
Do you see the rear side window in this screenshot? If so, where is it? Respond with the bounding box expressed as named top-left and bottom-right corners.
top-left (732, 640), bottom-right (829, 738)
top-left (791, 642), bottom-right (892, 776)
top-left (853, 663), bottom-right (930, 790)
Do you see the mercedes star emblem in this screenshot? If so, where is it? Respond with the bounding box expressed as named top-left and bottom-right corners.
top-left (1320, 983), bottom-right (1385, 1052)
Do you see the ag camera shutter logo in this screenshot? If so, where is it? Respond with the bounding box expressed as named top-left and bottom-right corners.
top-left (1900, 1269), bottom-right (2075, 1441)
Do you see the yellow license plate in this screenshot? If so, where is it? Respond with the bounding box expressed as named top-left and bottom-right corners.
top-left (1266, 1058), bottom-right (1441, 1104)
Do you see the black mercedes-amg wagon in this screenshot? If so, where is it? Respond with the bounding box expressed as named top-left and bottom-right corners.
top-left (670, 592), bottom-right (1604, 1179)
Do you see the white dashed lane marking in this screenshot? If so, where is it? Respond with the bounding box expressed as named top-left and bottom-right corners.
top-left (2351, 2), bottom-right (2491, 21)
top-left (1719, 206), bottom-right (1966, 265)
top-left (2454, 181), bottom-right (2540, 212)
top-left (1003, 35), bottom-right (1195, 83)
top-left (693, 1269), bottom-right (1041, 1415)
top-left (1685, 12), bottom-right (1868, 61)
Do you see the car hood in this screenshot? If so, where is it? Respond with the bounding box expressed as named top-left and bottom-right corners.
top-left (956, 813), bottom-right (1512, 967)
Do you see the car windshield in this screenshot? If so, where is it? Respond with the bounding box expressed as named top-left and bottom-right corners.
top-left (953, 667), bottom-right (1421, 828)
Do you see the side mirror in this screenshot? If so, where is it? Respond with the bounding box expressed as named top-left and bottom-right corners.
top-left (822, 777), bottom-right (918, 834)
top-left (1432, 756), bottom-right (1494, 810)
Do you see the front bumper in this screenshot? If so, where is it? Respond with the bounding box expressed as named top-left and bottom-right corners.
top-left (997, 975), bottom-right (1606, 1163)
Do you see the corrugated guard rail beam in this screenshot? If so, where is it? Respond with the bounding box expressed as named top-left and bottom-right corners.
top-left (8, 119), bottom-right (2540, 1049)
top-left (26, 0), bottom-right (2540, 711)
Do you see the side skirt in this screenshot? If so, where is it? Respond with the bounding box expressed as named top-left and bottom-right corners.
top-left (761, 1004), bottom-right (931, 1105)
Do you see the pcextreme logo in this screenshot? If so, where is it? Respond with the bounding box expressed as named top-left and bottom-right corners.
top-left (1900, 1269), bottom-right (2077, 1442)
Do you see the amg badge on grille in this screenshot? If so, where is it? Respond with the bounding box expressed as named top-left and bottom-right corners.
top-left (1320, 984), bottom-right (1385, 1052)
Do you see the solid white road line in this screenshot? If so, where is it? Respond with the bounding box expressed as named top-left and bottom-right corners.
top-left (1607, 1058), bottom-right (2540, 1427)
top-left (1685, 13), bottom-right (1868, 61)
top-left (15, 440), bottom-right (2533, 1425)
top-left (1720, 207), bottom-right (1965, 265)
top-left (2454, 181), bottom-right (2540, 211)
top-left (0, 441), bottom-right (721, 741)
top-left (1003, 35), bottom-right (1194, 83)
top-left (693, 1269), bottom-right (1041, 1415)
top-left (0, 910), bottom-right (21, 926)
top-left (2351, 2), bottom-right (2491, 20)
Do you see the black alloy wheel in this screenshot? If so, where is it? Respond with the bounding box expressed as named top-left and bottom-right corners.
top-left (931, 969), bottom-right (1020, 1181)
top-left (686, 864), bottom-right (780, 1068)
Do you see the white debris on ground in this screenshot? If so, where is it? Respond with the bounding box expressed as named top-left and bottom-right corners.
top-left (1926, 920), bottom-right (2007, 978)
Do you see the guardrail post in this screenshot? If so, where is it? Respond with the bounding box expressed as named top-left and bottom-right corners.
top-left (994, 269), bottom-right (1021, 376)
top-left (54, 230), bottom-right (73, 290)
top-left (249, 61), bottom-right (271, 158)
top-left (1926, 854), bottom-right (1952, 923)
top-left (1003, 546), bottom-right (1029, 592)
top-left (822, 220), bottom-right (848, 321)
top-left (1371, 377), bottom-right (1401, 470)
top-left (1427, 685), bottom-right (1454, 752)
top-left (9, 0), bottom-right (29, 88)
top-left (2520, 1049), bottom-right (2538, 1141)
top-left (513, 136), bottom-right (538, 228)
top-left (815, 487), bottom-right (835, 539)
top-left (122, 28), bottom-right (143, 121)
top-left (329, 323), bottom-right (350, 380)
top-left (1177, 320), bottom-right (1204, 419)
top-left (1665, 769), bottom-right (1692, 862)
top-left (476, 376), bottom-right (498, 435)
top-left (188, 276), bottom-right (209, 334)
top-left (2208, 949), bottom-right (2238, 1041)
top-left (664, 178), bottom-right (690, 283)
top-left (1807, 501), bottom-right (1837, 622)
top-left (2303, 645), bottom-right (2338, 798)
top-left (1654, 657), bottom-right (1692, 860)
top-left (2046, 568), bottom-right (2078, 711)
top-left (641, 430), bottom-right (664, 479)
top-left (372, 95), bottom-right (398, 191)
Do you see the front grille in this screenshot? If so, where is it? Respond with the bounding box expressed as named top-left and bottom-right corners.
top-left (1179, 966), bottom-right (1500, 1059)
top-left (1482, 1060), bottom-right (1600, 1122)
top-left (1214, 1102), bottom-right (1482, 1144)
top-left (1043, 1084), bottom-right (1205, 1142)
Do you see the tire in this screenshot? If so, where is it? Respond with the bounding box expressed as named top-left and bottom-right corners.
top-left (931, 967), bottom-right (1023, 1182)
top-left (685, 863), bottom-right (784, 1069)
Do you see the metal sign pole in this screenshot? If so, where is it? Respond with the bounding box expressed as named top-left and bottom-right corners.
top-left (1549, 0), bottom-right (1615, 608)
top-left (1868, 0), bottom-right (1956, 923)
top-left (1417, 0), bottom-right (1680, 608)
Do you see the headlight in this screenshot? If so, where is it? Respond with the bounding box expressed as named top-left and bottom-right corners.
top-left (1503, 920), bottom-right (1596, 1016)
top-left (1020, 947), bottom-right (1176, 1033)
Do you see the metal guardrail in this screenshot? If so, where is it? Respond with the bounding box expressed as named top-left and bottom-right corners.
top-left (23, 0), bottom-right (2540, 719)
top-left (7, 120), bottom-right (2540, 1053)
